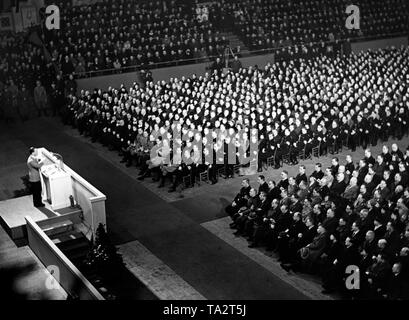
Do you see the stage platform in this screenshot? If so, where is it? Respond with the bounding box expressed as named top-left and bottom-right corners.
top-left (0, 195), bottom-right (77, 244)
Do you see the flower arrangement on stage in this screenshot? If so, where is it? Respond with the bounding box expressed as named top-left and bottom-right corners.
top-left (85, 223), bottom-right (122, 270)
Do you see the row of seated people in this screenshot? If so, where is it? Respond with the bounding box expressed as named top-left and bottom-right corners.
top-left (226, 146), bottom-right (409, 299)
top-left (226, 0), bottom-right (409, 51)
top-left (61, 47), bottom-right (409, 193)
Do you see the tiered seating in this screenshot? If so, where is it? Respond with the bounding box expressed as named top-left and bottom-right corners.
top-left (225, 0), bottom-right (409, 51)
top-left (44, 0), bottom-right (228, 74)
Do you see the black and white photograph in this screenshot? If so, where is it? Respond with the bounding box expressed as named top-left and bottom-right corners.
top-left (0, 0), bottom-right (409, 311)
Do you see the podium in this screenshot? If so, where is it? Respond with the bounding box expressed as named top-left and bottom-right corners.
top-left (36, 148), bottom-right (106, 240)
top-left (40, 164), bottom-right (72, 210)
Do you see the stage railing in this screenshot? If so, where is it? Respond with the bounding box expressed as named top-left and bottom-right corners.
top-left (25, 216), bottom-right (104, 300)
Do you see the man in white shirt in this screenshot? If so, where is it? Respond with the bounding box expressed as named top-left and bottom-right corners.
top-left (27, 147), bottom-right (44, 207)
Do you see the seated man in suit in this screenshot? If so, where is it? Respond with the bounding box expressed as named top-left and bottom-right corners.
top-left (276, 212), bottom-right (307, 262)
top-left (364, 253), bottom-right (392, 299)
top-left (226, 178), bottom-right (251, 219)
top-left (232, 188), bottom-right (259, 235)
top-left (383, 262), bottom-right (409, 300)
top-left (246, 191), bottom-right (271, 246)
top-left (311, 163), bottom-right (325, 181)
top-left (295, 165), bottom-right (308, 186)
top-left (257, 175), bottom-right (269, 195)
top-left (342, 176), bottom-right (359, 203)
top-left (345, 155), bottom-right (355, 177)
top-left (280, 224), bottom-right (329, 273)
top-left (321, 236), bottom-right (360, 294)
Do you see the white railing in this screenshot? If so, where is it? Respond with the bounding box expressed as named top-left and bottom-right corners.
top-left (25, 216), bottom-right (104, 300)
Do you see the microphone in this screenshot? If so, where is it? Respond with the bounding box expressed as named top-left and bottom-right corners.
top-left (52, 152), bottom-right (64, 170)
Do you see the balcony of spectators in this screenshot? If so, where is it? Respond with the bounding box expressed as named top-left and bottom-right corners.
top-left (224, 0), bottom-right (408, 51)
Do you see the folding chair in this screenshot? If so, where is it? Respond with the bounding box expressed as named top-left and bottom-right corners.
top-left (312, 144), bottom-right (320, 158)
top-left (298, 147), bottom-right (311, 161)
top-left (249, 159), bottom-right (258, 172)
top-left (267, 156), bottom-right (275, 167)
top-left (328, 142), bottom-right (337, 155)
top-left (198, 170), bottom-right (209, 185)
top-left (282, 153), bottom-right (290, 165)
top-left (217, 166), bottom-right (226, 178)
top-left (233, 164), bottom-right (242, 175)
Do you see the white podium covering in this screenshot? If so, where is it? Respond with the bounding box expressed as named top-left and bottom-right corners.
top-left (40, 164), bottom-right (72, 210)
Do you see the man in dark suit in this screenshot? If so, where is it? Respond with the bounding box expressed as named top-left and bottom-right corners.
top-left (232, 188), bottom-right (259, 234)
top-left (373, 218), bottom-right (386, 241)
top-left (330, 157), bottom-right (340, 177)
top-left (226, 178), bottom-right (251, 219)
top-left (266, 180), bottom-right (280, 203)
top-left (311, 163), bottom-right (325, 181)
top-left (364, 149), bottom-right (376, 167)
top-left (281, 224), bottom-right (328, 273)
top-left (373, 155), bottom-right (386, 184)
top-left (365, 253), bottom-right (392, 298)
top-left (357, 159), bottom-right (369, 186)
top-left (257, 175), bottom-right (269, 195)
top-left (300, 217), bottom-right (317, 247)
top-left (247, 191), bottom-right (271, 247)
top-left (321, 236), bottom-right (360, 294)
top-left (265, 204), bottom-right (292, 251)
top-left (252, 198), bottom-right (280, 248)
top-left (350, 221), bottom-right (365, 247)
top-left (345, 155), bottom-right (355, 176)
top-left (322, 208), bottom-right (338, 235)
top-left (383, 262), bottom-right (409, 300)
top-left (361, 231), bottom-right (378, 259)
top-left (27, 147), bottom-right (45, 208)
top-left (295, 165), bottom-right (308, 186)
top-left (276, 212), bottom-right (307, 262)
top-left (384, 222), bottom-right (401, 257)
top-left (289, 194), bottom-right (303, 214)
top-left (330, 172), bottom-right (347, 201)
top-left (277, 170), bottom-right (289, 190)
top-left (342, 176), bottom-right (359, 203)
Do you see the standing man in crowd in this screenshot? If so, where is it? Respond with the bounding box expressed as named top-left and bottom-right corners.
top-left (27, 147), bottom-right (44, 208)
top-left (211, 57), bottom-right (224, 75)
top-left (49, 81), bottom-right (64, 117)
top-left (230, 55), bottom-right (242, 73)
top-left (34, 80), bottom-right (48, 117)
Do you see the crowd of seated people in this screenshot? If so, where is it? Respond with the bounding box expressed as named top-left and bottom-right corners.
top-left (2, 0), bottom-right (408, 85)
top-left (43, 0), bottom-right (229, 75)
top-left (43, 0), bottom-right (409, 73)
top-left (226, 0), bottom-right (409, 51)
top-left (226, 148), bottom-right (409, 299)
top-left (62, 46), bottom-right (409, 192)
